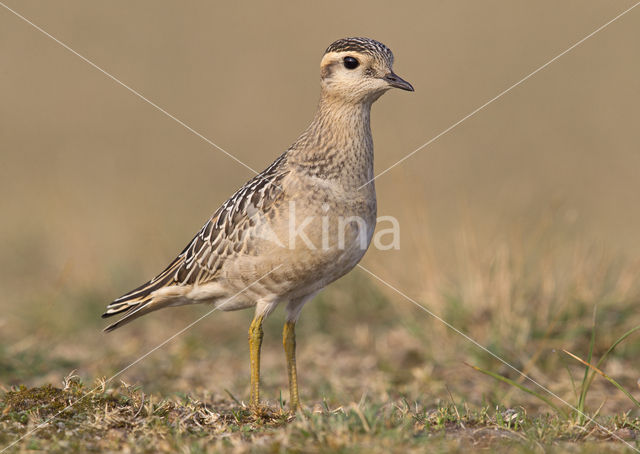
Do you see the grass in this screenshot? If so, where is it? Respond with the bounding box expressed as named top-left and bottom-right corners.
top-left (2, 378), bottom-right (639, 453)
top-left (469, 308), bottom-right (640, 434)
top-left (2, 225), bottom-right (640, 452)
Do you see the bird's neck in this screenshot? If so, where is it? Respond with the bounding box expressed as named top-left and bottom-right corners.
top-left (288, 96), bottom-right (375, 187)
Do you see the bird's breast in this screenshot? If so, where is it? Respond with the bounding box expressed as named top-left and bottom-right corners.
top-left (221, 177), bottom-right (376, 300)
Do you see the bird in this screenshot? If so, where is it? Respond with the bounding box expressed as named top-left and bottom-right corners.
top-left (102, 37), bottom-right (413, 412)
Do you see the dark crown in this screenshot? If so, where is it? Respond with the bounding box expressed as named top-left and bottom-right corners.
top-left (325, 37), bottom-right (394, 65)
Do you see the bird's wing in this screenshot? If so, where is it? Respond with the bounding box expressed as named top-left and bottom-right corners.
top-left (103, 153), bottom-right (288, 318)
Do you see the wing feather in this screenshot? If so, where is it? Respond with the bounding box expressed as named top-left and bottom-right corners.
top-left (102, 153), bottom-right (288, 325)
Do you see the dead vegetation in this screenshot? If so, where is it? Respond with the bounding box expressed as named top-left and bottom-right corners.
top-left (2, 228), bottom-right (640, 452)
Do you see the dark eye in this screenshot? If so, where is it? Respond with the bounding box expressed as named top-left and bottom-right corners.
top-left (343, 56), bottom-right (359, 70)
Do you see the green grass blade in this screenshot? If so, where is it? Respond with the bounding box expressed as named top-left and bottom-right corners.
top-left (465, 363), bottom-right (567, 418)
top-left (584, 325), bottom-right (640, 394)
top-left (577, 307), bottom-right (597, 417)
top-left (563, 350), bottom-right (640, 409)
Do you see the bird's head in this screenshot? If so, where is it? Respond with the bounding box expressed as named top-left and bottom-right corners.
top-left (320, 37), bottom-right (414, 104)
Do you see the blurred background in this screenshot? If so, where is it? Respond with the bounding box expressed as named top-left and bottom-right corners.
top-left (1, 0), bottom-right (639, 414)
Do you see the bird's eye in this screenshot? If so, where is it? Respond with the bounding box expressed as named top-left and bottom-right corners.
top-left (343, 56), bottom-right (359, 70)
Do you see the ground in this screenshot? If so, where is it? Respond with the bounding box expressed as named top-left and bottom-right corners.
top-left (2, 232), bottom-right (640, 452)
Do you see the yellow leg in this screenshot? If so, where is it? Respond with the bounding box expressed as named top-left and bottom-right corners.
top-left (248, 314), bottom-right (264, 409)
top-left (283, 320), bottom-right (300, 411)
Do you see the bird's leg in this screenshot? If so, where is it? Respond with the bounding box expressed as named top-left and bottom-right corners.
top-left (248, 314), bottom-right (264, 410)
top-left (283, 320), bottom-right (300, 411)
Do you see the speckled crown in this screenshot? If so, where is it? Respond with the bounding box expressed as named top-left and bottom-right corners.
top-left (325, 37), bottom-right (394, 65)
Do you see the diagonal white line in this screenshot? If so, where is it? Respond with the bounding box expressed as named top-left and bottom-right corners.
top-left (358, 1), bottom-right (640, 190)
top-left (0, 264), bottom-right (283, 453)
top-left (0, 1), bottom-right (260, 176)
top-left (3, 0), bottom-right (639, 449)
top-left (356, 263), bottom-right (640, 452)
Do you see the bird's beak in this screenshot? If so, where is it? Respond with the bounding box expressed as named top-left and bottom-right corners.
top-left (383, 72), bottom-right (414, 91)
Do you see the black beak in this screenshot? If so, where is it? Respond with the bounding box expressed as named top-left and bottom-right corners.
top-left (383, 72), bottom-right (414, 91)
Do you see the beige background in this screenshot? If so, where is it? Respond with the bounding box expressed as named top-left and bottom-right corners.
top-left (1, 1), bottom-right (639, 305)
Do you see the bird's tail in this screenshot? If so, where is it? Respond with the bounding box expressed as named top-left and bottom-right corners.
top-left (101, 295), bottom-right (157, 332)
top-left (102, 266), bottom-right (179, 332)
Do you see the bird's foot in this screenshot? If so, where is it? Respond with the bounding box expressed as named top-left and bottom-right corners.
top-left (249, 402), bottom-right (270, 419)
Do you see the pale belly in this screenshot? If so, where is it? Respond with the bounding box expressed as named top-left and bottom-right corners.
top-left (218, 184), bottom-right (377, 303)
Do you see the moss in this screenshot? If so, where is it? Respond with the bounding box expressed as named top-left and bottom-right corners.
top-left (0, 381), bottom-right (120, 427)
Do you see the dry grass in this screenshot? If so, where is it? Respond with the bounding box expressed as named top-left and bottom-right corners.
top-left (2, 225), bottom-right (640, 452)
top-left (1, 376), bottom-right (639, 453)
